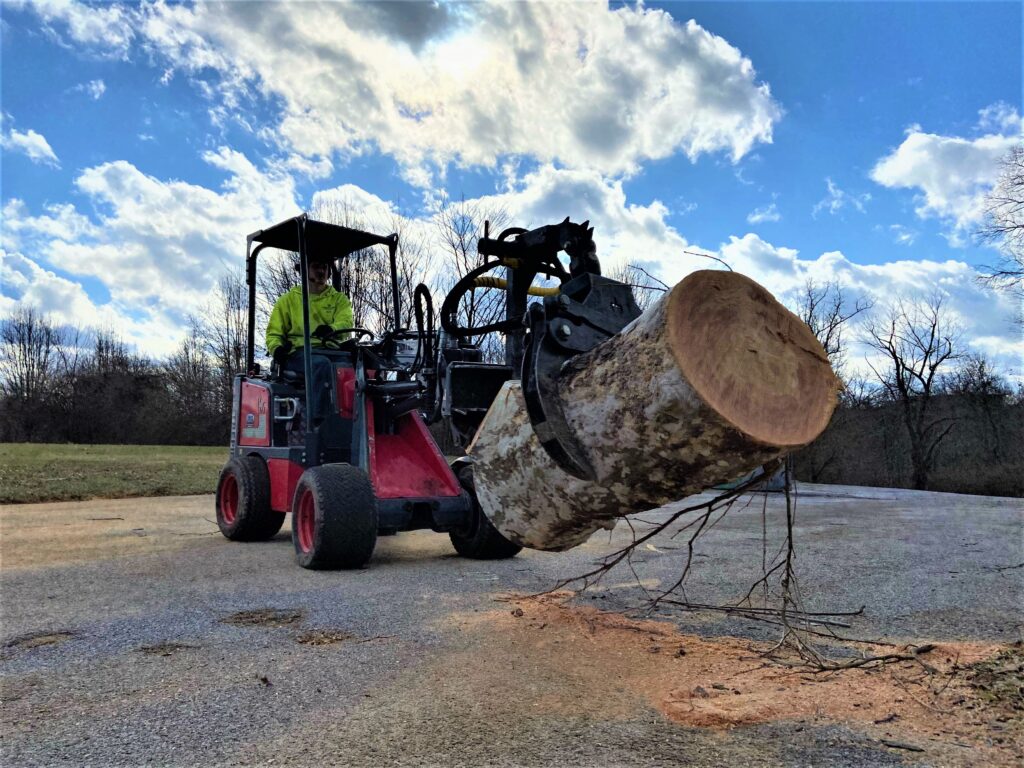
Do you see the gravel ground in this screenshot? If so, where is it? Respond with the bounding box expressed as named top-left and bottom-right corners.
top-left (1, 483), bottom-right (1021, 767)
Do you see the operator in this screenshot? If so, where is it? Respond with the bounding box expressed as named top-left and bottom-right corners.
top-left (265, 259), bottom-right (354, 418)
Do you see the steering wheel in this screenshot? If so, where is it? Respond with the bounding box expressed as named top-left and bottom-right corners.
top-left (316, 327), bottom-right (374, 350)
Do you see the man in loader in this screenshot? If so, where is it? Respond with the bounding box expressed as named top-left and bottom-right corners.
top-left (266, 259), bottom-right (354, 417)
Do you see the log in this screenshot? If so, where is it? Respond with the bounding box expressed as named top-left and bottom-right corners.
top-left (468, 270), bottom-right (840, 551)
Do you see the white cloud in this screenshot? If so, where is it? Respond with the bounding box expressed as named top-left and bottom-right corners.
top-left (870, 103), bottom-right (1023, 240)
top-left (1, 125), bottom-right (60, 168)
top-left (2, 199), bottom-right (97, 252)
top-left (32, 0), bottom-right (779, 185)
top-left (747, 203), bottom-right (780, 224)
top-left (1, 248), bottom-right (190, 358)
top-left (3, 148), bottom-right (302, 354)
top-left (888, 224), bottom-right (918, 247)
top-left (19, 0), bottom-right (135, 58)
top-left (812, 177), bottom-right (870, 217)
top-left (1, 248), bottom-right (109, 328)
top-left (74, 79), bottom-right (106, 99)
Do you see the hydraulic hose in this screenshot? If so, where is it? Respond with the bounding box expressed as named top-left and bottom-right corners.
top-left (472, 276), bottom-right (561, 297)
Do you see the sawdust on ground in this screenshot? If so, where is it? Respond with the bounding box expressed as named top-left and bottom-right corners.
top-left (445, 592), bottom-right (1021, 767)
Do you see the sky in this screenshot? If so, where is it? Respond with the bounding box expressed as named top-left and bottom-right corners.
top-left (1, 0), bottom-right (1022, 379)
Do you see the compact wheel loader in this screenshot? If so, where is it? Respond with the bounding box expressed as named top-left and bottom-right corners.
top-left (216, 214), bottom-right (642, 569)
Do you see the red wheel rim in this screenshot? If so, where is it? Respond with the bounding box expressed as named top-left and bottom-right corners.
top-left (296, 489), bottom-right (316, 553)
top-left (220, 473), bottom-right (239, 525)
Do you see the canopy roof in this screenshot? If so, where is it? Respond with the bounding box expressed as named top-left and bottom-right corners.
top-left (248, 215), bottom-right (394, 261)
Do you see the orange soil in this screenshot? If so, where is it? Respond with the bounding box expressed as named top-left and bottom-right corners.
top-left (453, 592), bottom-right (1020, 767)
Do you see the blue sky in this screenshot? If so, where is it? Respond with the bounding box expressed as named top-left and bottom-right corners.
top-left (1, 0), bottom-right (1021, 377)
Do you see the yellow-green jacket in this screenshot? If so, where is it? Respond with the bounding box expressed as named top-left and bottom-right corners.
top-left (265, 286), bottom-right (354, 357)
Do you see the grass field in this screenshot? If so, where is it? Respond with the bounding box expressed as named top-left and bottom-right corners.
top-left (0, 443), bottom-right (226, 504)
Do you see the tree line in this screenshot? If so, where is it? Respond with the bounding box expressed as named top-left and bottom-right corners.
top-left (790, 281), bottom-right (1022, 497)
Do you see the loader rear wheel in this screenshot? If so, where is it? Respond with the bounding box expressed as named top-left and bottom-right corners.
top-left (216, 456), bottom-right (284, 541)
top-left (292, 464), bottom-right (377, 570)
top-left (449, 466), bottom-right (522, 560)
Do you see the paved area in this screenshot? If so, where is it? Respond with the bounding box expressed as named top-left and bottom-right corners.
top-left (1, 484), bottom-right (1021, 766)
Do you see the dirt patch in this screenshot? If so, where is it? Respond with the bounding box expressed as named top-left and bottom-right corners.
top-left (446, 593), bottom-right (1020, 767)
top-left (220, 608), bottom-right (304, 628)
top-left (2, 630), bottom-right (76, 654)
top-left (295, 629), bottom-right (355, 646)
top-left (0, 495), bottom-right (221, 570)
top-left (136, 642), bottom-right (197, 656)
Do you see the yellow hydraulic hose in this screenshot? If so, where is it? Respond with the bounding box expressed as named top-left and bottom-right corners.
top-left (472, 276), bottom-right (560, 297)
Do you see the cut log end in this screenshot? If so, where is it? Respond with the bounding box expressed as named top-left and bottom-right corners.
top-left (666, 270), bottom-right (839, 449)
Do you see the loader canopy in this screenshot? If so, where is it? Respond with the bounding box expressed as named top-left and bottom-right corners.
top-left (244, 214), bottom-right (400, 374)
top-left (248, 216), bottom-right (395, 260)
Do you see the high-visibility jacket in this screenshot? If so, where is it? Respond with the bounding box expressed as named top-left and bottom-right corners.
top-left (265, 285), bottom-right (354, 356)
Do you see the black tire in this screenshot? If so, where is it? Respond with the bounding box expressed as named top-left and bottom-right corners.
top-left (292, 464), bottom-right (378, 570)
top-left (449, 466), bottom-right (522, 560)
top-left (216, 455), bottom-right (285, 541)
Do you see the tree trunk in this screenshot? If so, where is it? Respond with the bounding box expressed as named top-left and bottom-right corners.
top-left (468, 270), bottom-right (840, 551)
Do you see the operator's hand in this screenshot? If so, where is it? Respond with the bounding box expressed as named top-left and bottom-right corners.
top-left (272, 346), bottom-right (290, 366)
top-left (313, 324), bottom-right (334, 340)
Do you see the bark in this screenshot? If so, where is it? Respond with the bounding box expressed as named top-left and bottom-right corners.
top-left (468, 270), bottom-right (840, 551)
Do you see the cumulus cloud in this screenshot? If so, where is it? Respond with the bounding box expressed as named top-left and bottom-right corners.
top-left (27, 0), bottom-right (780, 185)
top-left (2, 199), bottom-right (97, 251)
top-left (1, 248), bottom-right (191, 357)
top-left (0, 124), bottom-right (60, 167)
top-left (3, 148), bottom-right (301, 354)
top-left (747, 203), bottom-right (780, 224)
top-left (17, 0), bottom-right (135, 58)
top-left (812, 177), bottom-right (870, 218)
top-left (870, 103), bottom-right (1023, 242)
top-left (1, 249), bottom-right (110, 328)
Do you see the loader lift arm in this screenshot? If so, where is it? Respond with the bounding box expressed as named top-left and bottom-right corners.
top-left (437, 218), bottom-right (641, 478)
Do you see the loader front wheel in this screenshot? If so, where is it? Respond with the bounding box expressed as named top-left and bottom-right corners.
top-left (292, 464), bottom-right (377, 570)
top-left (216, 456), bottom-right (284, 541)
top-left (449, 466), bottom-right (522, 560)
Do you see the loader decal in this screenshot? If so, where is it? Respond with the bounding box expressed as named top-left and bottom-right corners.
top-left (241, 414), bottom-right (267, 440)
top-left (238, 384), bottom-right (271, 446)
top-left (242, 397), bottom-right (268, 440)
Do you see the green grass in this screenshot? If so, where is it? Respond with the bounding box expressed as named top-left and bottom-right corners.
top-left (0, 443), bottom-right (227, 504)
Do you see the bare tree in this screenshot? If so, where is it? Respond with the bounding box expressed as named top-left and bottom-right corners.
top-left (0, 307), bottom-right (61, 440)
top-left (361, 209), bottom-right (436, 332)
top-left (433, 196), bottom-right (511, 361)
top-left (166, 327), bottom-right (217, 410)
top-left (797, 279), bottom-right (873, 379)
top-left (163, 326), bottom-right (222, 443)
top-left (977, 144), bottom-right (1024, 304)
top-left (863, 295), bottom-right (963, 490)
top-left (941, 352), bottom-right (1013, 461)
top-left (193, 270), bottom-right (248, 418)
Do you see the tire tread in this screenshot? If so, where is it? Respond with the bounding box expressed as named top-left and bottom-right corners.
top-left (216, 455), bottom-right (284, 541)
